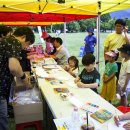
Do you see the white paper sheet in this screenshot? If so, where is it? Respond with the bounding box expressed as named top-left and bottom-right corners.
top-left (35, 67), bottom-right (48, 77)
top-left (68, 96), bottom-right (83, 108)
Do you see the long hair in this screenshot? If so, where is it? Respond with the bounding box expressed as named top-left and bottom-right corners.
top-left (68, 56), bottom-right (79, 70)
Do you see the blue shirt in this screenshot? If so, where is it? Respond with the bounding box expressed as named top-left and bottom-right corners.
top-left (84, 35), bottom-right (96, 53)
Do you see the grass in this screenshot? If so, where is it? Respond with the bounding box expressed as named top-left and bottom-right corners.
top-left (10, 32), bottom-right (120, 129)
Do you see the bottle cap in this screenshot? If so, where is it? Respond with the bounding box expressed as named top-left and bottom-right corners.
top-left (74, 107), bottom-right (78, 111)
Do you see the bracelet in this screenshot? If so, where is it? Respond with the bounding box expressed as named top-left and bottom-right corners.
top-left (20, 73), bottom-right (26, 80)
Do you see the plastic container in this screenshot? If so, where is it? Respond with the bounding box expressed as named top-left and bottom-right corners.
top-left (71, 107), bottom-right (80, 129)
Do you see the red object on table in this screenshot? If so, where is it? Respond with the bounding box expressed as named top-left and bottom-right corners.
top-left (117, 106), bottom-right (130, 113)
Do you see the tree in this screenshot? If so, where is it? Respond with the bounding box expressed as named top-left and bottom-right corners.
top-left (100, 13), bottom-right (111, 32)
top-left (78, 18), bottom-right (96, 32)
top-left (67, 21), bottom-right (80, 32)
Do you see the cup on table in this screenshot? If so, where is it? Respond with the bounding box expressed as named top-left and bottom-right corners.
top-left (81, 120), bottom-right (95, 130)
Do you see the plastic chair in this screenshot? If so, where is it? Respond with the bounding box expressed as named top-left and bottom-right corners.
top-left (117, 106), bottom-right (130, 113)
top-left (16, 120), bottom-right (42, 130)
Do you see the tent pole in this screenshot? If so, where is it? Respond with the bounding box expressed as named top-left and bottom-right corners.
top-left (64, 22), bottom-right (66, 46)
top-left (96, 14), bottom-right (100, 71)
top-left (37, 26), bottom-right (44, 44)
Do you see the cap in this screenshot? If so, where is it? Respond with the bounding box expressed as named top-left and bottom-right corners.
top-left (41, 31), bottom-right (49, 39)
top-left (105, 51), bottom-right (117, 57)
top-left (118, 44), bottom-right (130, 55)
top-left (87, 28), bottom-right (94, 33)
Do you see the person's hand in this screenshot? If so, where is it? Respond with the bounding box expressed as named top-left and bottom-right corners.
top-left (76, 81), bottom-right (84, 88)
top-left (124, 26), bottom-right (128, 33)
top-left (74, 78), bottom-right (80, 83)
top-left (64, 65), bottom-right (70, 71)
top-left (122, 87), bottom-right (126, 93)
top-left (123, 122), bottom-right (130, 130)
top-left (22, 74), bottom-right (32, 89)
top-left (114, 116), bottom-right (120, 127)
top-left (103, 75), bottom-right (109, 83)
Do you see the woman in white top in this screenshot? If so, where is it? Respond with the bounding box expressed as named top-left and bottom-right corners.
top-left (64, 56), bottom-right (79, 77)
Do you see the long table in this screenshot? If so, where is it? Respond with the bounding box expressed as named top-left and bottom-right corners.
top-left (35, 64), bottom-right (122, 130)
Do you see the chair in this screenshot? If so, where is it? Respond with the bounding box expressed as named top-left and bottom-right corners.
top-left (117, 106), bottom-right (130, 113)
top-left (16, 120), bottom-right (42, 130)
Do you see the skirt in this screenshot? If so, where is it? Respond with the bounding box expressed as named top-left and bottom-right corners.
top-left (100, 76), bottom-right (117, 101)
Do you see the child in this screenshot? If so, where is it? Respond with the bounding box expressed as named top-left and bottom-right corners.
top-left (117, 44), bottom-right (130, 102)
top-left (74, 54), bottom-right (100, 93)
top-left (100, 50), bottom-right (118, 102)
top-left (64, 56), bottom-right (79, 77)
top-left (41, 31), bottom-right (54, 54)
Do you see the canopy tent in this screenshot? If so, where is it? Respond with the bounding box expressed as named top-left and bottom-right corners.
top-left (0, 0), bottom-right (130, 15)
top-left (0, 21), bottom-right (64, 26)
top-left (0, 12), bottom-right (96, 22)
top-left (1, 0), bottom-right (130, 70)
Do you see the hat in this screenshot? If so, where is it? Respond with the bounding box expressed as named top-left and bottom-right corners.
top-left (105, 51), bottom-right (117, 57)
top-left (87, 28), bottom-right (94, 33)
top-left (87, 28), bottom-right (94, 35)
top-left (118, 44), bottom-right (130, 55)
top-left (41, 31), bottom-right (49, 39)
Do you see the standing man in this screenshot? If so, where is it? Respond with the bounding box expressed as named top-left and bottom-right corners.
top-left (104, 19), bottom-right (130, 79)
top-left (84, 28), bottom-right (97, 55)
top-left (0, 27), bottom-right (35, 130)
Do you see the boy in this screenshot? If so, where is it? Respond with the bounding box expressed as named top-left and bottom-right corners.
top-left (117, 44), bottom-right (130, 98)
top-left (74, 54), bottom-right (100, 93)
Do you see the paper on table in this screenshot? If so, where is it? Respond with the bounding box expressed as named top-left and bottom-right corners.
top-left (65, 80), bottom-right (78, 88)
top-left (68, 96), bottom-right (83, 108)
top-left (108, 121), bottom-right (127, 130)
top-left (35, 67), bottom-right (48, 78)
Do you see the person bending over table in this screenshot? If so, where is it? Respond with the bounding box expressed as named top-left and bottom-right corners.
top-left (74, 54), bottom-right (100, 93)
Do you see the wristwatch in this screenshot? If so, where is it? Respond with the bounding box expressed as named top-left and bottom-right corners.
top-left (20, 73), bottom-right (26, 80)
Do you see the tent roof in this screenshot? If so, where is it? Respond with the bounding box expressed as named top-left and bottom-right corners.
top-left (0, 12), bottom-right (96, 22)
top-left (0, 21), bottom-right (64, 26)
top-left (0, 0), bottom-right (130, 15)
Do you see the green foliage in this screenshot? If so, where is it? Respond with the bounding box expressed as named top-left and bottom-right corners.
top-left (100, 13), bottom-right (111, 22)
top-left (78, 18), bottom-right (96, 32)
top-left (67, 21), bottom-right (80, 32)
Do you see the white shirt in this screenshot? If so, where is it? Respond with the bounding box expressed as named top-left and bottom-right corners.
top-left (118, 58), bottom-right (130, 88)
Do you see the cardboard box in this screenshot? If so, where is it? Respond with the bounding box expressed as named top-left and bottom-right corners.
top-left (13, 78), bottom-right (43, 124)
top-left (13, 101), bottom-right (43, 124)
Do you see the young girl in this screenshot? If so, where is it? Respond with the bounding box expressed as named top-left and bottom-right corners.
top-left (64, 56), bottom-right (79, 77)
top-left (100, 50), bottom-right (118, 102)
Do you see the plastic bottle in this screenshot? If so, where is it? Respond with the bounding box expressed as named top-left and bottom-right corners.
top-left (71, 107), bottom-right (80, 130)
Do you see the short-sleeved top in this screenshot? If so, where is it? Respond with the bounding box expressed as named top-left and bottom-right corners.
top-left (0, 36), bottom-right (22, 97)
top-left (118, 59), bottom-right (130, 88)
top-left (84, 35), bottom-right (96, 53)
top-left (79, 68), bottom-right (100, 93)
top-left (70, 67), bottom-right (79, 77)
top-left (55, 45), bottom-right (70, 65)
top-left (104, 32), bottom-right (129, 62)
top-left (104, 62), bottom-right (118, 77)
